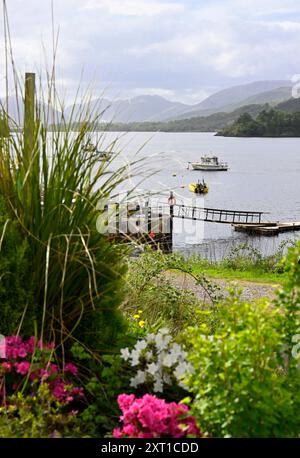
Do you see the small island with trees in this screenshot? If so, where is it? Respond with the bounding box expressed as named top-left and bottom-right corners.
top-left (217, 109), bottom-right (300, 137)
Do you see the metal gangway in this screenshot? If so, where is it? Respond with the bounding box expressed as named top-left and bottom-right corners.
top-left (172, 204), bottom-right (264, 224)
top-left (153, 201), bottom-right (264, 225)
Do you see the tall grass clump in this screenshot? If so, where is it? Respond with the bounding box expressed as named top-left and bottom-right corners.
top-left (0, 11), bottom-right (145, 354)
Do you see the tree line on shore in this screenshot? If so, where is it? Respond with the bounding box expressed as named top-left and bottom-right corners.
top-left (217, 109), bottom-right (300, 137)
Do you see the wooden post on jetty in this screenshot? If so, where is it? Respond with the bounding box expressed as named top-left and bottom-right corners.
top-left (167, 191), bottom-right (174, 253)
top-left (23, 72), bottom-right (39, 206)
top-left (23, 72), bottom-right (36, 162)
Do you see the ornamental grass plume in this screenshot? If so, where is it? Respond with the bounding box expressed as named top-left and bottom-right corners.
top-left (0, 4), bottom-right (150, 354)
top-left (113, 393), bottom-right (202, 438)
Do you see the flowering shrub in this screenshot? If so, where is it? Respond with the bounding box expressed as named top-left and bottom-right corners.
top-left (0, 336), bottom-right (84, 405)
top-left (120, 328), bottom-right (193, 393)
top-left (113, 394), bottom-right (202, 438)
top-left (0, 384), bottom-right (81, 438)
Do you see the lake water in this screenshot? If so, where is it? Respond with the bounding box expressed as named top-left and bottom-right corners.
top-left (100, 132), bottom-right (300, 259)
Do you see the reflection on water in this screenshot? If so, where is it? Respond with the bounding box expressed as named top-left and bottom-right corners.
top-left (175, 232), bottom-right (299, 261)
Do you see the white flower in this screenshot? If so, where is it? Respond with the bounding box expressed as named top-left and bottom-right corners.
top-left (130, 349), bottom-right (141, 366)
top-left (130, 370), bottom-right (146, 388)
top-left (173, 362), bottom-right (192, 380)
top-left (157, 351), bottom-right (167, 365)
top-left (145, 351), bottom-right (153, 361)
top-left (145, 333), bottom-right (156, 343)
top-left (147, 362), bottom-right (159, 376)
top-left (153, 377), bottom-right (164, 393)
top-left (134, 340), bottom-right (147, 352)
top-left (162, 352), bottom-right (177, 368)
top-left (155, 333), bottom-right (172, 350)
top-left (170, 343), bottom-right (182, 357)
top-left (120, 347), bottom-right (130, 361)
top-left (173, 362), bottom-right (195, 380)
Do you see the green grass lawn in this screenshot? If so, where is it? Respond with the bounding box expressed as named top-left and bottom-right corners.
top-left (190, 263), bottom-right (287, 285)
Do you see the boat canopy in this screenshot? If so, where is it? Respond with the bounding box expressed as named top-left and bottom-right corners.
top-left (201, 155), bottom-right (219, 164)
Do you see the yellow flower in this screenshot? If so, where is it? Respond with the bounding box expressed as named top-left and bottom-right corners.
top-left (138, 320), bottom-right (145, 328)
top-left (133, 314), bottom-right (140, 319)
top-left (138, 310), bottom-right (143, 314)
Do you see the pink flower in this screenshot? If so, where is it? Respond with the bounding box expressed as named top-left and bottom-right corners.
top-left (113, 428), bottom-right (123, 438)
top-left (113, 394), bottom-right (202, 438)
top-left (117, 394), bottom-right (136, 412)
top-left (50, 364), bottom-right (58, 374)
top-left (26, 336), bottom-right (37, 353)
top-left (39, 369), bottom-right (50, 379)
top-left (64, 363), bottom-right (78, 376)
top-left (7, 347), bottom-right (19, 359)
top-left (17, 346), bottom-right (28, 358)
top-left (52, 381), bottom-right (66, 400)
top-left (0, 335), bottom-right (85, 409)
top-left (71, 387), bottom-right (84, 397)
top-left (6, 336), bottom-right (22, 346)
top-left (14, 361), bottom-right (31, 375)
top-left (123, 424), bottom-right (139, 437)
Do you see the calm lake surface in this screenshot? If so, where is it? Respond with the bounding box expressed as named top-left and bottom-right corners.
top-left (100, 132), bottom-right (300, 259)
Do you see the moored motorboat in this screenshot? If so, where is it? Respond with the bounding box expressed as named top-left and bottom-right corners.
top-left (83, 141), bottom-right (97, 153)
top-left (189, 155), bottom-right (228, 171)
top-left (83, 142), bottom-right (114, 160)
top-left (97, 150), bottom-right (113, 160)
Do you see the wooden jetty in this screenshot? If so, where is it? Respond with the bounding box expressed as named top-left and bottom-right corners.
top-left (108, 194), bottom-right (300, 252)
top-left (233, 222), bottom-right (300, 236)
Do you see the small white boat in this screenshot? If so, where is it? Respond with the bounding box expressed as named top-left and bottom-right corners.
top-left (83, 141), bottom-right (97, 153)
top-left (97, 150), bottom-right (114, 160)
top-left (83, 142), bottom-right (114, 160)
top-left (189, 155), bottom-right (228, 171)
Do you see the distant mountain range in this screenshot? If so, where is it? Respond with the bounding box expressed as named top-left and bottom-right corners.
top-left (103, 99), bottom-right (300, 133)
top-left (63, 80), bottom-right (294, 123)
top-left (0, 96), bottom-right (61, 125)
top-left (63, 95), bottom-right (190, 123)
top-left (169, 81), bottom-right (293, 120)
top-left (1, 79), bottom-right (297, 126)
top-left (103, 103), bottom-right (270, 133)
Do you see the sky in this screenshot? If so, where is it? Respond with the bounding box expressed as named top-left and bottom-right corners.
top-left (1, 0), bottom-right (300, 104)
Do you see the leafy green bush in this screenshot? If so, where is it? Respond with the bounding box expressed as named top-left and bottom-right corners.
top-left (222, 243), bottom-right (286, 273)
top-left (0, 384), bottom-right (81, 438)
top-left (274, 241), bottom-right (300, 362)
top-left (186, 290), bottom-right (300, 437)
top-left (124, 250), bottom-right (221, 333)
top-left (190, 241), bottom-right (293, 276)
top-left (80, 354), bottom-right (133, 435)
top-left (71, 326), bottom-right (144, 436)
